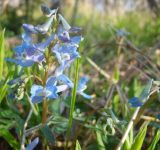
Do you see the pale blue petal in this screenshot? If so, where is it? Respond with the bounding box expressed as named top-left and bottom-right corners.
top-left (26, 137), bottom-right (39, 150)
top-left (31, 96), bottom-right (43, 104)
top-left (78, 92), bottom-right (92, 99)
top-left (46, 85), bottom-right (58, 99)
top-left (58, 14), bottom-right (71, 31)
top-left (34, 15), bottom-right (54, 34)
top-left (22, 24), bottom-right (37, 34)
top-left (30, 85), bottom-right (43, 96)
top-left (57, 85), bottom-right (68, 93)
top-left (6, 58), bottom-right (34, 67)
top-left (77, 76), bottom-right (89, 91)
top-left (57, 74), bottom-right (73, 88)
top-left (71, 36), bottom-right (82, 45)
top-left (46, 76), bottom-right (57, 87)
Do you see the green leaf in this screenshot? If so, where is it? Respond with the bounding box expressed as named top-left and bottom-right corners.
top-left (76, 140), bottom-right (81, 150)
top-left (41, 125), bottom-right (55, 145)
top-left (130, 121), bottom-right (149, 150)
top-left (0, 128), bottom-right (19, 150)
top-left (0, 71), bottom-right (13, 104)
top-left (96, 128), bottom-right (105, 150)
top-left (148, 129), bottom-right (160, 150)
top-left (113, 68), bottom-right (119, 84)
top-left (0, 29), bottom-right (5, 80)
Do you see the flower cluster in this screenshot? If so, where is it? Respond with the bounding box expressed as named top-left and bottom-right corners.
top-left (7, 5), bottom-right (92, 104)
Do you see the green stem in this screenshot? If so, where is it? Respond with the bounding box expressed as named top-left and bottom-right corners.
top-left (66, 58), bottom-right (80, 148)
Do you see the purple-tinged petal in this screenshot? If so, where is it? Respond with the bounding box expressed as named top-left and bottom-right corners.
top-left (29, 53), bottom-right (45, 63)
top-left (22, 24), bottom-right (37, 34)
top-left (26, 137), bottom-right (39, 150)
top-left (31, 96), bottom-right (43, 104)
top-left (58, 31), bottom-right (70, 42)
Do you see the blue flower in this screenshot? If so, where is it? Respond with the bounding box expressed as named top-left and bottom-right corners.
top-left (129, 97), bottom-right (143, 107)
top-left (30, 77), bottom-right (58, 103)
top-left (77, 76), bottom-right (92, 99)
top-left (22, 24), bottom-right (37, 34)
top-left (52, 43), bottom-right (80, 68)
top-left (58, 31), bottom-right (83, 46)
top-left (26, 137), bottom-right (39, 150)
top-left (6, 35), bottom-right (54, 67)
top-left (22, 15), bottom-right (54, 35)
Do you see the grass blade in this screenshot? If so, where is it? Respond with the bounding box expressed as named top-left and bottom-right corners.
top-left (0, 29), bottom-right (5, 80)
top-left (66, 58), bottom-right (80, 147)
top-left (76, 140), bottom-right (81, 150)
top-left (148, 129), bottom-right (160, 150)
top-left (130, 121), bottom-right (149, 150)
top-left (0, 128), bottom-right (19, 150)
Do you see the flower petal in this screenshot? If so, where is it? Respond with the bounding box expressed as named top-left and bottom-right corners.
top-left (57, 74), bottom-right (73, 88)
top-left (46, 85), bottom-right (58, 99)
top-left (31, 96), bottom-right (43, 104)
top-left (22, 24), bottom-right (37, 34)
top-left (34, 15), bottom-right (54, 34)
top-left (5, 58), bottom-right (34, 67)
top-left (129, 97), bottom-right (143, 107)
top-left (78, 91), bottom-right (92, 99)
top-left (46, 76), bottom-right (57, 87)
top-left (26, 137), bottom-right (39, 150)
top-left (30, 85), bottom-right (43, 96)
top-left (57, 85), bottom-right (68, 93)
top-left (77, 76), bottom-right (89, 92)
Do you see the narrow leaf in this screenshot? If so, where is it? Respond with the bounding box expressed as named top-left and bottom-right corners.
top-left (0, 128), bottom-right (19, 150)
top-left (76, 140), bottom-right (81, 150)
top-left (0, 29), bottom-right (5, 80)
top-left (148, 129), bottom-right (160, 150)
top-left (96, 128), bottom-right (105, 150)
top-left (131, 122), bottom-right (149, 150)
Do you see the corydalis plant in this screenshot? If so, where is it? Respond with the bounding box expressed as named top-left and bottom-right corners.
top-left (6, 4), bottom-right (92, 148)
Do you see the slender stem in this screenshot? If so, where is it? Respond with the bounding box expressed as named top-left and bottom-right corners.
top-left (20, 109), bottom-right (33, 150)
top-left (42, 98), bottom-right (48, 124)
top-left (116, 107), bottom-right (140, 150)
top-left (42, 44), bottom-right (51, 124)
top-left (66, 58), bottom-right (80, 149)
